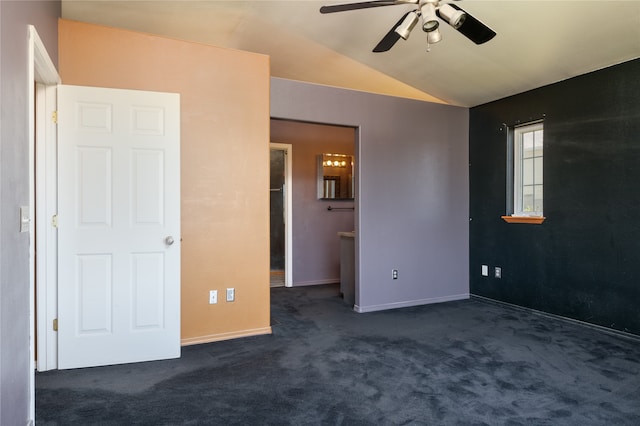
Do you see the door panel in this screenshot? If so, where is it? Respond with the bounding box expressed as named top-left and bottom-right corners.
top-left (132, 150), bottom-right (164, 225)
top-left (77, 254), bottom-right (112, 335)
top-left (131, 252), bottom-right (165, 329)
top-left (77, 147), bottom-right (112, 226)
top-left (58, 85), bottom-right (180, 369)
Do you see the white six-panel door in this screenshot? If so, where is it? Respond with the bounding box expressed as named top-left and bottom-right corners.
top-left (57, 85), bottom-right (180, 369)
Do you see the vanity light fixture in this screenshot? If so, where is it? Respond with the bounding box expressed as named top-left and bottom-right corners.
top-left (323, 154), bottom-right (349, 168)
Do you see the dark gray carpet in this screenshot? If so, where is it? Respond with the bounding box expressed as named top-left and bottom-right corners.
top-left (37, 284), bottom-right (640, 425)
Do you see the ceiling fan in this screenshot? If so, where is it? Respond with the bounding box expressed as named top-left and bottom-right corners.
top-left (320, 0), bottom-right (496, 52)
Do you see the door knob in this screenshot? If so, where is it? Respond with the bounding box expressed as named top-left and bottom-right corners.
top-left (165, 236), bottom-right (175, 246)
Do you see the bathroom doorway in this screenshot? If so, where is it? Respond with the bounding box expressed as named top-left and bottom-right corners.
top-left (270, 119), bottom-right (355, 288)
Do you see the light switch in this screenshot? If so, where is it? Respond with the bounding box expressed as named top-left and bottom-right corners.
top-left (481, 265), bottom-right (488, 277)
top-left (20, 206), bottom-right (30, 233)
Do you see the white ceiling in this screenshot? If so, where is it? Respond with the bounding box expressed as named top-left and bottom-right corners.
top-left (62, 0), bottom-right (640, 107)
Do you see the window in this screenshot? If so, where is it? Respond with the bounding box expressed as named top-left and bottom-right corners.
top-left (502, 121), bottom-right (544, 224)
top-left (514, 122), bottom-right (543, 216)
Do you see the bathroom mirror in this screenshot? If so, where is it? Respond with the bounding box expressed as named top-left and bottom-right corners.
top-left (317, 153), bottom-right (354, 200)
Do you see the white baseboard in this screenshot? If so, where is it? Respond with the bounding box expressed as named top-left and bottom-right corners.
top-left (292, 278), bottom-right (340, 287)
top-left (354, 293), bottom-right (469, 313)
top-left (180, 326), bottom-right (272, 346)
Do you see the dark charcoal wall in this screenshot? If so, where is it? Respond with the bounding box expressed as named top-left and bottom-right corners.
top-left (469, 58), bottom-right (640, 336)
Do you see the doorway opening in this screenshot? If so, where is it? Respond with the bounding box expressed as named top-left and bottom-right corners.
top-left (270, 119), bottom-right (356, 289)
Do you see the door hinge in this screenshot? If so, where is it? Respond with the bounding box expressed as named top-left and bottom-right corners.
top-left (53, 318), bottom-right (58, 331)
top-left (52, 111), bottom-right (58, 124)
top-left (51, 214), bottom-right (58, 228)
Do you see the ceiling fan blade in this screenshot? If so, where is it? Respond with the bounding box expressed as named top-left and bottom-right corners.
top-left (373, 11), bottom-right (412, 52)
top-left (448, 4), bottom-right (496, 45)
top-left (320, 1), bottom-right (402, 14)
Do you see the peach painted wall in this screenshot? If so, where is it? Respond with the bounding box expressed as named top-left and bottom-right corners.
top-left (58, 19), bottom-right (271, 344)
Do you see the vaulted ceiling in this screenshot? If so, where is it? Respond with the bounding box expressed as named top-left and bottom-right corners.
top-left (62, 1), bottom-right (640, 107)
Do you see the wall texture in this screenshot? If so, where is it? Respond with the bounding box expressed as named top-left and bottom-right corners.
top-left (469, 58), bottom-right (640, 336)
top-left (271, 78), bottom-right (469, 312)
top-left (271, 119), bottom-right (355, 286)
top-left (59, 20), bottom-right (271, 345)
top-left (0, 1), bottom-right (60, 424)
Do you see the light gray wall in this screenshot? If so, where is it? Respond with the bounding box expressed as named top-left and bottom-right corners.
top-left (271, 78), bottom-right (469, 312)
top-left (0, 1), bottom-right (60, 424)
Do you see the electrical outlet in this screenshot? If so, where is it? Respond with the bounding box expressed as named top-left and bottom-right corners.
top-left (392, 269), bottom-right (398, 280)
top-left (209, 290), bottom-right (218, 304)
top-left (495, 267), bottom-right (502, 279)
top-left (481, 265), bottom-right (488, 276)
top-left (226, 288), bottom-right (235, 302)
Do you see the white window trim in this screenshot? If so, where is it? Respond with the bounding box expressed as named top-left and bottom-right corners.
top-left (513, 121), bottom-right (544, 217)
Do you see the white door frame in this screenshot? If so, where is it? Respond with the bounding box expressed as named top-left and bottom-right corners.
top-left (270, 143), bottom-right (292, 287)
top-left (28, 25), bottom-right (61, 420)
top-left (34, 82), bottom-right (58, 372)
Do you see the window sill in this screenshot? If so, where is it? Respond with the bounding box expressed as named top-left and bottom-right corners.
top-left (501, 215), bottom-right (545, 224)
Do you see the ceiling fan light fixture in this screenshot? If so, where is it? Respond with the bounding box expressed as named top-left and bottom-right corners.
top-left (423, 19), bottom-right (439, 33)
top-left (395, 11), bottom-right (419, 40)
top-left (420, 3), bottom-right (439, 33)
top-left (427, 28), bottom-right (442, 44)
top-left (320, 0), bottom-right (497, 52)
top-left (437, 4), bottom-right (466, 29)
